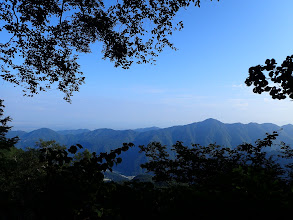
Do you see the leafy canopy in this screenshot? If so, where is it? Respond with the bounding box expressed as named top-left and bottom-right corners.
top-left (139, 131), bottom-right (290, 194)
top-left (245, 56), bottom-right (293, 100)
top-left (0, 0), bottom-right (217, 102)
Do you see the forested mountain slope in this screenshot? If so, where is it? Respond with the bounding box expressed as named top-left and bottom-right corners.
top-left (8, 119), bottom-right (293, 175)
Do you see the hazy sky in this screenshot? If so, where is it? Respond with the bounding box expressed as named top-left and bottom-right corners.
top-left (1, 0), bottom-right (293, 131)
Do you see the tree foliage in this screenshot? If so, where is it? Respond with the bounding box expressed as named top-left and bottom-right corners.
top-left (0, 99), bottom-right (18, 150)
top-left (0, 0), bottom-right (217, 101)
top-left (139, 131), bottom-right (288, 193)
top-left (2, 132), bottom-right (293, 219)
top-left (0, 139), bottom-right (134, 219)
top-left (2, 130), bottom-right (293, 219)
top-left (245, 56), bottom-right (293, 100)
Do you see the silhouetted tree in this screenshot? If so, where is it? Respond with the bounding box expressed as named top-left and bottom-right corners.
top-left (135, 133), bottom-right (293, 219)
top-left (245, 56), bottom-right (293, 100)
top-left (0, 0), bottom-right (218, 101)
top-left (139, 132), bottom-right (286, 194)
top-left (0, 99), bottom-right (18, 149)
top-left (0, 136), bottom-right (135, 219)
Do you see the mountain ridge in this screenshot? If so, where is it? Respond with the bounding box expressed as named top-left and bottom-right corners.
top-left (7, 118), bottom-right (293, 152)
top-left (7, 118), bottom-right (293, 175)
top-left (8, 119), bottom-right (293, 147)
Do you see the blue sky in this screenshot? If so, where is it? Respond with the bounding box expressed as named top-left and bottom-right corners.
top-left (1, 0), bottom-right (293, 131)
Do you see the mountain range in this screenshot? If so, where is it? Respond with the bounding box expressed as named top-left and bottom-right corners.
top-left (7, 118), bottom-right (293, 175)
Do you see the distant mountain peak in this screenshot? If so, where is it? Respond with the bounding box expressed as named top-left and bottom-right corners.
top-left (201, 118), bottom-right (222, 123)
top-left (31, 128), bottom-right (56, 133)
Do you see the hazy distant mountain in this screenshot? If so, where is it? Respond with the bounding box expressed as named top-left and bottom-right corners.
top-left (17, 128), bottom-right (67, 147)
top-left (134, 127), bottom-right (161, 133)
top-left (56, 129), bottom-right (91, 136)
top-left (6, 130), bottom-right (27, 139)
top-left (8, 119), bottom-right (293, 175)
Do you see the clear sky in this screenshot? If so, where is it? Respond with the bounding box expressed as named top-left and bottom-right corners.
top-left (1, 0), bottom-right (293, 131)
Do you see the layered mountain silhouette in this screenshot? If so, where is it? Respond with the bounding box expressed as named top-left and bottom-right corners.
top-left (7, 119), bottom-right (293, 175)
